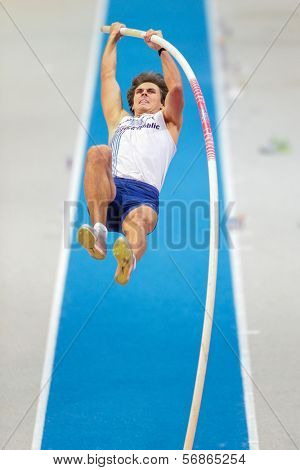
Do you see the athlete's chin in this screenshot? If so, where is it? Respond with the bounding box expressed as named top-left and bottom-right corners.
top-left (136, 105), bottom-right (155, 115)
top-left (139, 105), bottom-right (150, 112)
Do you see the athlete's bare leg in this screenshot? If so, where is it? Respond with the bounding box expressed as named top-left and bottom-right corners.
top-left (78, 145), bottom-right (116, 259)
top-left (83, 145), bottom-right (116, 225)
top-left (122, 205), bottom-right (157, 261)
top-left (113, 205), bottom-right (157, 284)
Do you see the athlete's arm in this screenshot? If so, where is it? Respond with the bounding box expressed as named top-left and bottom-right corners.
top-left (160, 50), bottom-right (184, 128)
top-left (101, 22), bottom-right (129, 131)
top-left (144, 30), bottom-right (184, 129)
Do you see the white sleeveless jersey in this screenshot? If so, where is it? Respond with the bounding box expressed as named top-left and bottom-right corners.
top-left (109, 110), bottom-right (176, 192)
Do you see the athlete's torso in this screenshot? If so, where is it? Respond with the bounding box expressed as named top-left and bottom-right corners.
top-left (109, 110), bottom-right (177, 192)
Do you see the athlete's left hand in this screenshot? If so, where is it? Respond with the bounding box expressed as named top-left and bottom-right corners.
top-left (144, 29), bottom-right (163, 51)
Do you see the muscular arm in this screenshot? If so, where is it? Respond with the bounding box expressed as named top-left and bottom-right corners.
top-left (144, 30), bottom-right (184, 129)
top-left (160, 50), bottom-right (184, 128)
top-left (101, 23), bottom-right (128, 132)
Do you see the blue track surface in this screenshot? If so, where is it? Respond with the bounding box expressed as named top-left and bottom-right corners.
top-left (41, 0), bottom-right (249, 450)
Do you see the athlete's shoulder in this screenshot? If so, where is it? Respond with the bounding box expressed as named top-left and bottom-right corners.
top-left (108, 110), bottom-right (132, 138)
top-left (119, 109), bottom-right (131, 122)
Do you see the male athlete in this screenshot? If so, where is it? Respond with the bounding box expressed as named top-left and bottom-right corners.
top-left (78, 22), bottom-right (184, 285)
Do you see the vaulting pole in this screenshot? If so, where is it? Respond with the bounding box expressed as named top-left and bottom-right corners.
top-left (101, 25), bottom-right (219, 450)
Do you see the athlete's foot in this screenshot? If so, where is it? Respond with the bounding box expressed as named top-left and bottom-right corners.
top-left (77, 224), bottom-right (107, 260)
top-left (113, 237), bottom-right (134, 285)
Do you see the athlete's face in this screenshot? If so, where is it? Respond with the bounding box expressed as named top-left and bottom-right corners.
top-left (132, 82), bottom-right (163, 116)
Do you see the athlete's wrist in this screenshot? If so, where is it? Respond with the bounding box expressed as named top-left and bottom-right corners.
top-left (108, 34), bottom-right (120, 45)
top-left (158, 48), bottom-right (166, 56)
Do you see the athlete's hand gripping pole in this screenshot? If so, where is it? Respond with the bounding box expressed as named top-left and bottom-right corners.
top-left (101, 25), bottom-right (162, 39)
top-left (101, 25), bottom-right (219, 451)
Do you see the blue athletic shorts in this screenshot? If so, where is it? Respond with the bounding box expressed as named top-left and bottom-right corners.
top-left (106, 177), bottom-right (159, 233)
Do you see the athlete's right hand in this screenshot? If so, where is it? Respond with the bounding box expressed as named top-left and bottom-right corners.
top-left (109, 22), bottom-right (126, 42)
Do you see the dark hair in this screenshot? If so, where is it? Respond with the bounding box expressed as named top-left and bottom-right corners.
top-left (127, 72), bottom-right (168, 114)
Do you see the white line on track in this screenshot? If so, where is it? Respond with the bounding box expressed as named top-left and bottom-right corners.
top-left (31, 0), bottom-right (108, 450)
top-left (205, 0), bottom-right (260, 450)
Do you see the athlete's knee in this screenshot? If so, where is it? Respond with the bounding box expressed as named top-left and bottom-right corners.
top-left (142, 214), bottom-right (157, 234)
top-left (124, 209), bottom-right (156, 234)
top-left (123, 212), bottom-right (142, 235)
top-left (86, 145), bottom-right (112, 168)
